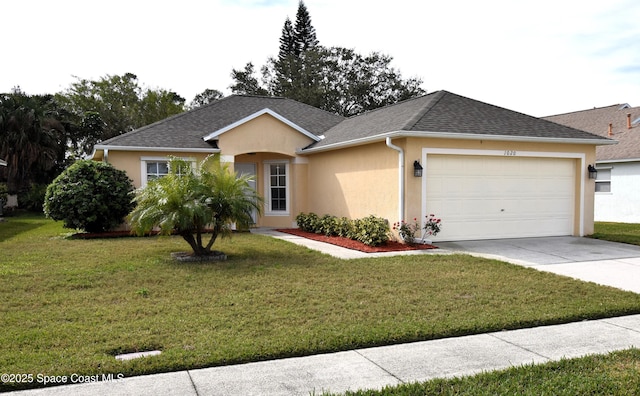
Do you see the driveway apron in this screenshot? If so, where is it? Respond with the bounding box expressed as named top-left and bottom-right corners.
top-left (437, 236), bottom-right (640, 293)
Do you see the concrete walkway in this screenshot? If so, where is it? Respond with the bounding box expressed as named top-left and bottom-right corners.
top-left (6, 232), bottom-right (640, 396)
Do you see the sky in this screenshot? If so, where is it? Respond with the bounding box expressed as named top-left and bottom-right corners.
top-left (3, 0), bottom-right (640, 117)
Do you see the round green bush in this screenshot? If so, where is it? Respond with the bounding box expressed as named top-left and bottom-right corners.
top-left (44, 160), bottom-right (135, 233)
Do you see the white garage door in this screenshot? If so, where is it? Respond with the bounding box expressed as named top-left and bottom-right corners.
top-left (425, 155), bottom-right (575, 241)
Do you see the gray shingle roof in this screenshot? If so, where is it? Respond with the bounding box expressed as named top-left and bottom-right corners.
top-left (308, 91), bottom-right (611, 150)
top-left (98, 95), bottom-right (344, 149)
top-left (98, 91), bottom-right (612, 153)
top-left (544, 104), bottom-right (640, 161)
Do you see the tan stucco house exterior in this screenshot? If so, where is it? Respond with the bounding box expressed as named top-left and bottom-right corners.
top-left (92, 91), bottom-right (614, 241)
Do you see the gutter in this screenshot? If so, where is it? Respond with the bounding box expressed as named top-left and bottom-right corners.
top-left (385, 137), bottom-right (404, 222)
top-left (93, 145), bottom-right (220, 153)
top-left (298, 131), bottom-right (618, 155)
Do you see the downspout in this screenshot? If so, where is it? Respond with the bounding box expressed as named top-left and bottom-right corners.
top-left (103, 148), bottom-right (109, 163)
top-left (385, 137), bottom-right (404, 221)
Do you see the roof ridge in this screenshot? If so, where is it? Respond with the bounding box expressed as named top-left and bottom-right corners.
top-left (403, 91), bottom-right (446, 130)
top-left (545, 104), bottom-right (628, 118)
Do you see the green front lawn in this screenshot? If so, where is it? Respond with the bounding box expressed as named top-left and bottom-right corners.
top-left (331, 348), bottom-right (640, 396)
top-left (591, 222), bottom-right (640, 246)
top-left (2, 214), bottom-right (640, 391)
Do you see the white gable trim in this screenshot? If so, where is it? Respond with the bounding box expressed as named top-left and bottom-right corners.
top-left (202, 108), bottom-right (321, 142)
top-left (0, 158), bottom-right (6, 166)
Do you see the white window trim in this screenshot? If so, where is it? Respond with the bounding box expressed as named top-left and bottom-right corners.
top-left (595, 166), bottom-right (612, 194)
top-left (140, 156), bottom-right (196, 186)
top-left (263, 160), bottom-right (290, 216)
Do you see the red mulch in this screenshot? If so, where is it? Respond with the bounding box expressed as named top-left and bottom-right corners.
top-left (276, 228), bottom-right (438, 253)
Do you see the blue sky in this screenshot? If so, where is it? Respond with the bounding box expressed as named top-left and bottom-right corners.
top-left (3, 0), bottom-right (640, 116)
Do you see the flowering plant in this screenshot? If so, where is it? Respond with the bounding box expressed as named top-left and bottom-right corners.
top-left (393, 214), bottom-right (442, 244)
top-left (392, 218), bottom-right (421, 244)
top-left (424, 214), bottom-right (442, 237)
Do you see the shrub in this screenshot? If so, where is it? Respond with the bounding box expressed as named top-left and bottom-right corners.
top-left (353, 215), bottom-right (389, 246)
top-left (44, 160), bottom-right (135, 233)
top-left (319, 214), bottom-right (338, 236)
top-left (18, 183), bottom-right (48, 212)
top-left (0, 183), bottom-right (7, 207)
top-left (335, 217), bottom-right (354, 238)
top-left (296, 212), bottom-right (389, 246)
top-left (295, 212), bottom-right (314, 232)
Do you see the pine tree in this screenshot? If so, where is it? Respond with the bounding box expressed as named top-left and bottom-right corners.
top-left (293, 1), bottom-right (318, 54)
top-left (278, 17), bottom-right (296, 61)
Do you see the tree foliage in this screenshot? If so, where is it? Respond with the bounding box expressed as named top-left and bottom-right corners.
top-left (230, 1), bottom-right (425, 116)
top-left (44, 160), bottom-right (135, 232)
top-left (55, 73), bottom-right (186, 155)
top-left (129, 155), bottom-right (264, 257)
top-left (229, 63), bottom-right (269, 96)
top-left (188, 89), bottom-right (224, 109)
top-left (0, 90), bottom-right (64, 193)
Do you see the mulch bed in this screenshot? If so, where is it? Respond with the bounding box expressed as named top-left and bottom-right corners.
top-left (276, 228), bottom-right (438, 253)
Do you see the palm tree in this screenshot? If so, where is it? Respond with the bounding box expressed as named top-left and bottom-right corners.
top-left (0, 92), bottom-right (62, 193)
top-left (129, 155), bottom-right (263, 257)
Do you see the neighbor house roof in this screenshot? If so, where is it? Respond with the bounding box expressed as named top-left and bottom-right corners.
top-left (95, 95), bottom-right (344, 151)
top-left (304, 91), bottom-right (613, 152)
top-left (544, 104), bottom-right (640, 162)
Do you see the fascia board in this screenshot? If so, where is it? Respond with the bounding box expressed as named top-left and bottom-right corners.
top-left (596, 158), bottom-right (640, 164)
top-left (298, 130), bottom-right (618, 154)
top-left (93, 145), bottom-right (220, 153)
top-left (202, 108), bottom-right (320, 142)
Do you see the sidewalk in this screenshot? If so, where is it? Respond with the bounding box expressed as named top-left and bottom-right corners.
top-left (6, 231), bottom-right (640, 395)
top-left (7, 315), bottom-right (640, 395)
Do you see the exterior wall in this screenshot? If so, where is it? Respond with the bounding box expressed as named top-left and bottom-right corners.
top-left (105, 150), bottom-right (212, 188)
top-left (217, 114), bottom-right (315, 157)
top-left (595, 161), bottom-right (640, 223)
top-left (218, 114), bottom-right (315, 228)
top-left (403, 137), bottom-right (597, 236)
top-left (305, 142), bottom-right (399, 223)
top-left (305, 137), bottom-right (597, 238)
top-left (234, 153), bottom-right (304, 228)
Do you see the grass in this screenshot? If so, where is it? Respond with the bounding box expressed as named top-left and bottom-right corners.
top-left (591, 222), bottom-right (640, 246)
top-left (330, 348), bottom-right (640, 395)
top-left (2, 214), bottom-right (640, 392)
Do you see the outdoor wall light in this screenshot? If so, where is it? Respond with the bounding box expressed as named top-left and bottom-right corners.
top-left (588, 164), bottom-right (598, 179)
top-left (413, 160), bottom-right (423, 177)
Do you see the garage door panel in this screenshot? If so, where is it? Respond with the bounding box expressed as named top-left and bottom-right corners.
top-left (426, 155), bottom-right (575, 241)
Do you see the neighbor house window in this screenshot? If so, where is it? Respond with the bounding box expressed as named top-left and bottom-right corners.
top-left (264, 161), bottom-right (289, 215)
top-left (595, 168), bottom-right (611, 193)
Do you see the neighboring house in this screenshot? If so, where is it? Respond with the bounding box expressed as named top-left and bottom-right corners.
top-left (545, 104), bottom-right (640, 223)
top-left (92, 91), bottom-right (613, 241)
top-left (0, 158), bottom-right (6, 167)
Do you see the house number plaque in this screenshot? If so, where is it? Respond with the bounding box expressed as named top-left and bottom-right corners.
top-left (504, 150), bottom-right (517, 156)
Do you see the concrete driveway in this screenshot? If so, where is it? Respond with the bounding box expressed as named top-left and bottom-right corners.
top-left (437, 237), bottom-right (640, 294)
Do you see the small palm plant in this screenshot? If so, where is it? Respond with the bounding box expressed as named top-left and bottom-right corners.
top-left (129, 155), bottom-right (263, 257)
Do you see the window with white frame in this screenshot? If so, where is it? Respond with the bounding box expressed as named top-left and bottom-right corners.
top-left (146, 161), bottom-right (169, 182)
top-left (141, 157), bottom-right (194, 186)
top-left (595, 167), bottom-right (611, 193)
top-left (264, 161), bottom-right (289, 214)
